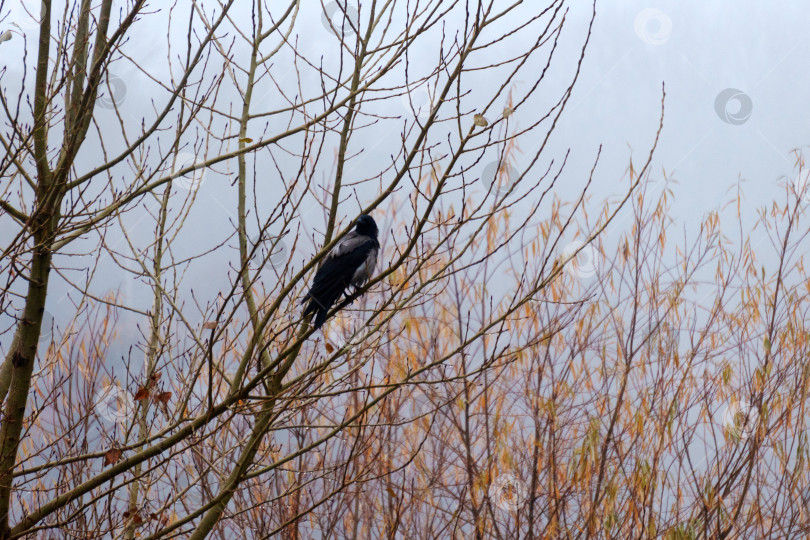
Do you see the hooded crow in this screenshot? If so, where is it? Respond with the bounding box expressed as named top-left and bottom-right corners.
top-left (302, 215), bottom-right (380, 329)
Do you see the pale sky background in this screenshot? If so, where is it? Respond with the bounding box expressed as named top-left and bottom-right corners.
top-left (563, 1), bottom-right (810, 221)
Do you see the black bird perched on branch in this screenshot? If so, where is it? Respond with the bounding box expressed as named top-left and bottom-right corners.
top-left (302, 215), bottom-right (380, 329)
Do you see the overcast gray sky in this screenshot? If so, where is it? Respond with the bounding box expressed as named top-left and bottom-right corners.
top-left (561, 1), bottom-right (810, 221)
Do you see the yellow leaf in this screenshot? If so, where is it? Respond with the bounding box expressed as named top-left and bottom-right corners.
top-left (239, 137), bottom-right (253, 144)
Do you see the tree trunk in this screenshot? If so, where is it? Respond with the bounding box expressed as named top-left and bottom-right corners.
top-left (0, 218), bottom-right (56, 536)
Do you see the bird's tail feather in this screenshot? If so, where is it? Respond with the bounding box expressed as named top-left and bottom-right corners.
top-left (303, 283), bottom-right (343, 326)
top-left (303, 294), bottom-right (331, 329)
top-left (312, 309), bottom-right (328, 330)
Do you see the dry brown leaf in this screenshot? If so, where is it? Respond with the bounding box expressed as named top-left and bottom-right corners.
top-left (152, 391), bottom-right (172, 405)
top-left (473, 114), bottom-right (488, 127)
top-left (104, 448), bottom-right (123, 466)
top-left (133, 387), bottom-right (149, 401)
top-left (325, 342), bottom-right (335, 354)
top-left (202, 321), bottom-right (218, 330)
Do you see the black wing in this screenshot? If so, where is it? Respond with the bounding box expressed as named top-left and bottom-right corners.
top-left (303, 232), bottom-right (378, 329)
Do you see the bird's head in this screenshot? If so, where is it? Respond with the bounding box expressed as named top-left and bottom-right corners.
top-left (355, 214), bottom-right (378, 238)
